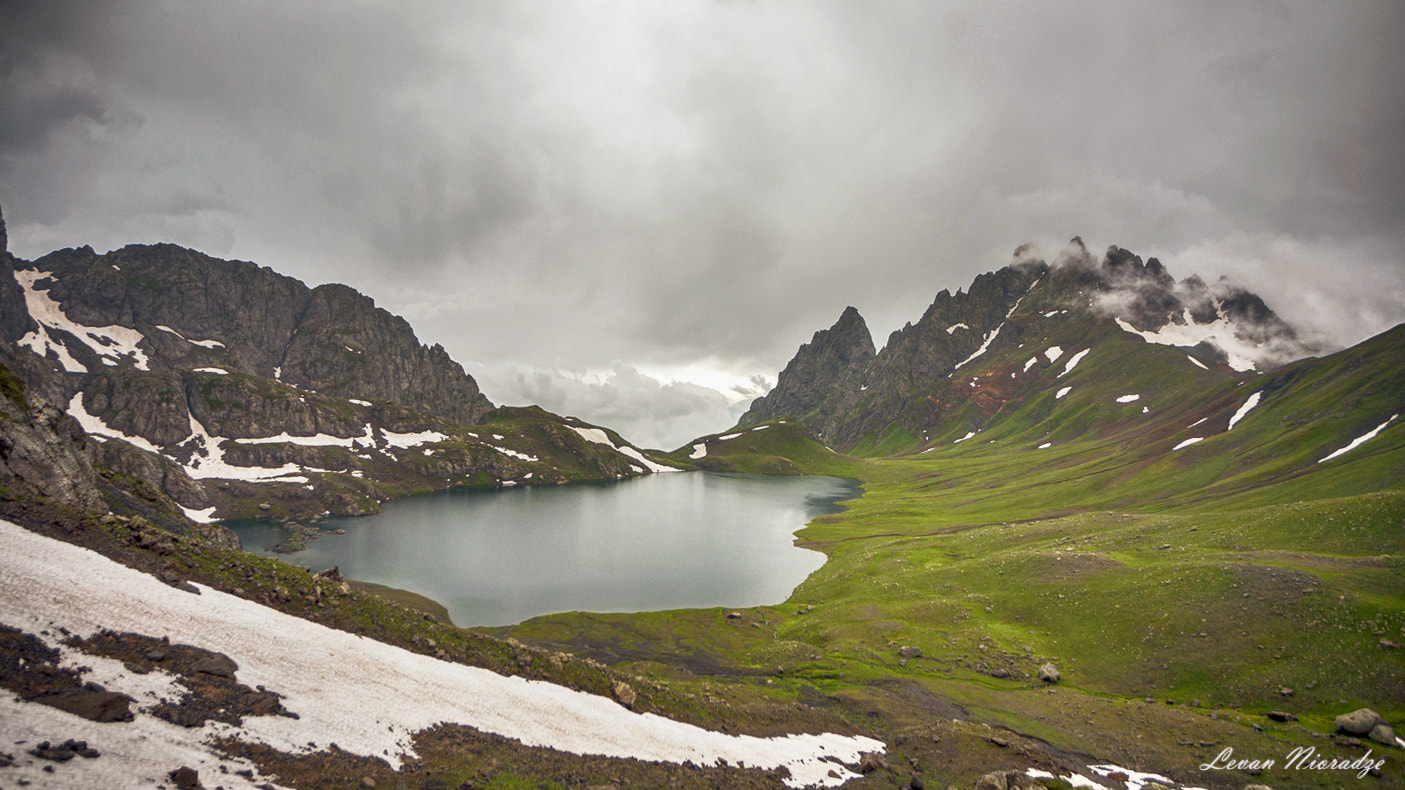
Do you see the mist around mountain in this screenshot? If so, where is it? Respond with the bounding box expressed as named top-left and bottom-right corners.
top-left (3, 203), bottom-right (1403, 789)
top-left (740, 238), bottom-right (1329, 455)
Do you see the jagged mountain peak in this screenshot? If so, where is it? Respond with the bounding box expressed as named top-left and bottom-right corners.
top-left (8, 242), bottom-right (496, 424)
top-left (738, 305), bottom-right (875, 428)
top-left (744, 240), bottom-right (1325, 452)
top-left (1, 236), bottom-right (692, 526)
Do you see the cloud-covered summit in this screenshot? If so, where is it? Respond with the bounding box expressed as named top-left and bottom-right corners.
top-left (2, 2), bottom-right (1402, 443)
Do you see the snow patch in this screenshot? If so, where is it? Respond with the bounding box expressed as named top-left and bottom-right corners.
top-left (1023, 356), bottom-right (1037, 373)
top-left (1089, 764), bottom-right (1183, 790)
top-left (193, 367), bottom-right (228, 375)
top-left (179, 505), bottom-right (218, 523)
top-left (1044, 345), bottom-right (1064, 363)
top-left (1056, 386), bottom-right (1072, 399)
top-left (18, 323), bottom-right (88, 372)
top-left (718, 432), bottom-right (742, 441)
top-left (1115, 394), bottom-right (1140, 404)
top-left (349, 399), bottom-right (372, 407)
top-left (490, 446), bottom-right (539, 463)
top-left (1186, 355), bottom-right (1208, 370)
top-left (953, 431), bottom-right (976, 444)
top-left (954, 323), bottom-right (1003, 370)
top-left (1006, 280), bottom-right (1038, 318)
top-left (1187, 417), bottom-right (1208, 429)
top-left (239, 424), bottom-right (376, 450)
top-left (1318, 414), bottom-right (1398, 463)
top-left (1227, 392), bottom-right (1261, 430)
top-left (1115, 314), bottom-right (1258, 372)
top-left (182, 416), bottom-right (327, 482)
top-left (1172, 437), bottom-right (1203, 450)
top-left (618, 446), bottom-right (681, 474)
top-left (67, 393), bottom-right (162, 453)
top-left (381, 429), bottom-right (448, 449)
top-left (15, 269), bottom-right (151, 370)
top-left (0, 520), bottom-right (882, 788)
top-left (570, 426), bottom-right (680, 473)
top-left (946, 323), bottom-right (969, 334)
top-left (1058, 774), bottom-right (1109, 790)
top-left (1057, 348), bottom-right (1090, 378)
top-left (690, 443), bottom-right (708, 459)
top-left (571, 426), bottom-right (615, 446)
top-left (1038, 442), bottom-right (1052, 449)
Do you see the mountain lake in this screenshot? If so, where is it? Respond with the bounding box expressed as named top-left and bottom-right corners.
top-left (228, 472), bottom-right (861, 627)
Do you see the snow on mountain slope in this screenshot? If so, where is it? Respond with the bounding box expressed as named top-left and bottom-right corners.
top-left (14, 269), bottom-right (151, 372)
top-left (569, 425), bottom-right (681, 473)
top-left (1318, 415), bottom-right (1399, 463)
top-left (0, 521), bottom-right (880, 789)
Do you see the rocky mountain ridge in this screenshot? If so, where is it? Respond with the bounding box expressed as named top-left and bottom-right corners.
top-left (740, 239), bottom-right (1319, 453)
top-left (0, 204), bottom-right (680, 528)
top-left (12, 242), bottom-right (493, 425)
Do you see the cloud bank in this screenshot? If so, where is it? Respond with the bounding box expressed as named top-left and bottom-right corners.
top-left (2, 1), bottom-right (1402, 440)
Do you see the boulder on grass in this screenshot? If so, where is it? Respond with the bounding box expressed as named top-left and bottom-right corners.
top-left (1335, 708), bottom-right (1384, 736)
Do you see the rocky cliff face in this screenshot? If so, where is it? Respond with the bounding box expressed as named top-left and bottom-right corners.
top-left (0, 362), bottom-right (106, 517)
top-left (739, 306), bottom-right (874, 429)
top-left (17, 243), bottom-right (493, 425)
top-left (1, 213), bottom-right (680, 525)
top-left (743, 240), bottom-right (1317, 452)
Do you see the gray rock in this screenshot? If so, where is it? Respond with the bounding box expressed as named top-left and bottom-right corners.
top-left (0, 380), bottom-right (107, 517)
top-left (858, 752), bottom-right (888, 774)
top-left (1368, 723), bottom-right (1396, 746)
top-left (1038, 663), bottom-right (1060, 683)
top-left (1335, 708), bottom-right (1384, 736)
top-left (190, 652), bottom-right (239, 679)
top-left (45, 689), bottom-right (134, 723)
top-left (169, 766), bottom-right (203, 790)
top-left (610, 679), bottom-right (636, 709)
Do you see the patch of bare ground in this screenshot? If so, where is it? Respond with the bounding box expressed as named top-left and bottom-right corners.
top-left (219, 723), bottom-right (797, 790)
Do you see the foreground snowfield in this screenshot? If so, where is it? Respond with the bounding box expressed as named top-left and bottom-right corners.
top-left (0, 520), bottom-right (882, 789)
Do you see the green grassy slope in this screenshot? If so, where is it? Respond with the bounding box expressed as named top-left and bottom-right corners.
top-left (508, 325), bottom-right (1405, 788)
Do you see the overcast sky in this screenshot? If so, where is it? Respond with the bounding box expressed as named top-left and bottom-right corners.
top-left (3, 1), bottom-right (1403, 448)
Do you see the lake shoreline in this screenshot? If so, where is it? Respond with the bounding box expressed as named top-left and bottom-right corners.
top-left (228, 472), bottom-right (862, 628)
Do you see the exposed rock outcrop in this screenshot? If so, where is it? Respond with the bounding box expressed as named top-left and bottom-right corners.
top-left (1, 227), bottom-right (673, 524)
top-left (12, 243), bottom-right (493, 425)
top-left (739, 305), bottom-right (874, 433)
top-left (740, 240), bottom-right (1317, 453)
top-left (0, 362), bottom-right (106, 516)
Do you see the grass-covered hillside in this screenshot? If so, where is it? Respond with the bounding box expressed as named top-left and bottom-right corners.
top-left (508, 322), bottom-right (1405, 788)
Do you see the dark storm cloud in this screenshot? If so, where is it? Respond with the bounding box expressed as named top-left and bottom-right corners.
top-left (2, 1), bottom-right (1402, 443)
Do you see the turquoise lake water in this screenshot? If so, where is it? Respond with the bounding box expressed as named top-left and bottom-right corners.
top-left (229, 472), bottom-right (860, 627)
